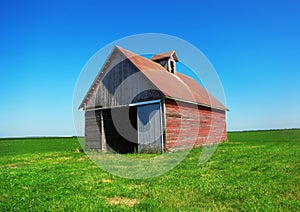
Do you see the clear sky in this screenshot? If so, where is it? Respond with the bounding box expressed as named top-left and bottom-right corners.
top-left (0, 0), bottom-right (300, 137)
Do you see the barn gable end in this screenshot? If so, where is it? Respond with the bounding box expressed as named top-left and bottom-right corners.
top-left (82, 47), bottom-right (165, 152)
top-left (83, 47), bottom-right (163, 109)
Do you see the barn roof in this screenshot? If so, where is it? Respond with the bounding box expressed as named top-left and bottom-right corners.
top-left (79, 46), bottom-right (228, 111)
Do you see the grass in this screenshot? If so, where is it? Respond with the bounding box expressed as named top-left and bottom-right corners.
top-left (0, 129), bottom-right (299, 211)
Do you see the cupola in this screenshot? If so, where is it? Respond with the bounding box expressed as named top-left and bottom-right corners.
top-left (151, 50), bottom-right (179, 74)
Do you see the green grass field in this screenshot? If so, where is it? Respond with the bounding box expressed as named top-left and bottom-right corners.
top-left (0, 129), bottom-right (299, 211)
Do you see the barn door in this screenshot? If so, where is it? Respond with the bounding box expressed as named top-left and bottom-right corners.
top-left (137, 102), bottom-right (163, 153)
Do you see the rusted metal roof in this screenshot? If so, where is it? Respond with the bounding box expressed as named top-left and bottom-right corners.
top-left (117, 46), bottom-right (227, 111)
top-left (80, 46), bottom-right (227, 111)
top-left (151, 50), bottom-right (179, 62)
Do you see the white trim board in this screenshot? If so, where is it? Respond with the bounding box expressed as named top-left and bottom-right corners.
top-left (85, 99), bottom-right (161, 111)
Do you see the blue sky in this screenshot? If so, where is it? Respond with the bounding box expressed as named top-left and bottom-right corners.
top-left (0, 0), bottom-right (299, 137)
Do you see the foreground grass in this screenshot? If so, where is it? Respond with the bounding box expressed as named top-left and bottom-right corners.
top-left (0, 130), bottom-right (299, 211)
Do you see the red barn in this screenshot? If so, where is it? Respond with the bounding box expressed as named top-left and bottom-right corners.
top-left (79, 46), bottom-right (228, 153)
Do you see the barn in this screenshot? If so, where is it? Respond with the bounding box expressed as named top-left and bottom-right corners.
top-left (79, 46), bottom-right (228, 153)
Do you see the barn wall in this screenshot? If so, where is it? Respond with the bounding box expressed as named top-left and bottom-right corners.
top-left (165, 99), bottom-right (226, 151)
top-left (86, 51), bottom-right (162, 108)
top-left (85, 110), bottom-right (102, 150)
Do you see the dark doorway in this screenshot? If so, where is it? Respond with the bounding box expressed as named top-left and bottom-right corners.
top-left (102, 106), bottom-right (138, 153)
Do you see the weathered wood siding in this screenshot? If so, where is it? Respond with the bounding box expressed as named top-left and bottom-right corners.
top-left (165, 99), bottom-right (226, 151)
top-left (85, 110), bottom-right (102, 150)
top-left (86, 51), bottom-right (162, 108)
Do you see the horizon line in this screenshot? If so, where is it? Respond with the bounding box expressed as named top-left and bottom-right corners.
top-left (0, 127), bottom-right (299, 139)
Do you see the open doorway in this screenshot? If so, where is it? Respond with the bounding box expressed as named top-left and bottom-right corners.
top-left (102, 106), bottom-right (138, 153)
